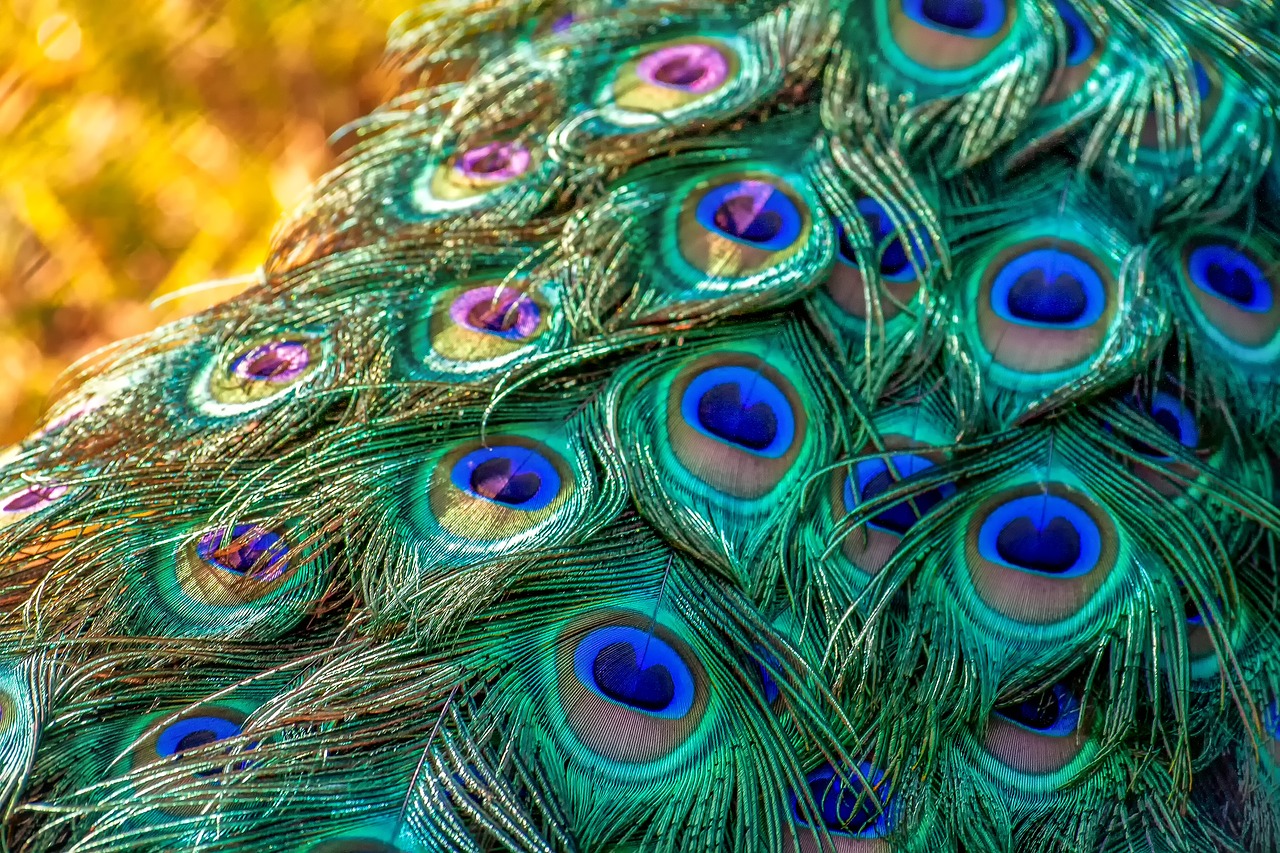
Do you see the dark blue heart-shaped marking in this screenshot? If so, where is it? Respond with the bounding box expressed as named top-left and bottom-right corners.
top-left (995, 516), bottom-right (1082, 574)
top-left (1006, 268), bottom-right (1088, 325)
top-left (470, 457), bottom-right (542, 505)
top-left (697, 382), bottom-right (778, 451)
top-left (1204, 262), bottom-right (1258, 307)
top-left (714, 196), bottom-right (783, 244)
top-left (921, 0), bottom-right (987, 30)
top-left (467, 299), bottom-right (523, 334)
top-left (859, 470), bottom-right (949, 534)
top-left (809, 775), bottom-right (882, 834)
top-left (995, 690), bottom-right (1061, 731)
top-left (861, 212), bottom-right (911, 277)
top-left (592, 641), bottom-right (676, 712)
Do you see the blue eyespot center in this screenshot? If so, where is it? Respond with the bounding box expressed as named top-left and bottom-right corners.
top-left (837, 200), bottom-right (924, 283)
top-left (991, 247), bottom-right (1107, 329)
top-left (754, 646), bottom-right (781, 704)
top-left (450, 445), bottom-right (562, 511)
top-left (795, 764), bottom-right (895, 838)
top-left (682, 365), bottom-right (796, 457)
top-left (573, 625), bottom-right (697, 718)
top-left (1193, 61), bottom-right (1210, 102)
top-left (993, 684), bottom-right (1080, 736)
top-left (696, 180), bottom-right (803, 251)
top-left (699, 382), bottom-right (776, 450)
top-left (155, 715), bottom-right (244, 773)
top-left (845, 455), bottom-right (955, 534)
top-left (471, 458), bottom-right (541, 505)
top-left (904, 0), bottom-right (1006, 37)
top-left (1053, 0), bottom-right (1094, 66)
top-left (448, 285), bottom-right (543, 341)
top-left (1188, 244), bottom-right (1273, 313)
top-left (1185, 597), bottom-right (1205, 626)
top-left (978, 494), bottom-right (1102, 578)
top-left (1181, 586), bottom-right (1222, 627)
top-left (996, 516), bottom-right (1080, 573)
top-left (196, 525), bottom-right (289, 579)
top-left (1151, 391), bottom-right (1198, 448)
top-left (593, 643), bottom-right (675, 711)
top-left (1121, 391), bottom-right (1199, 459)
top-left (1007, 269), bottom-right (1086, 324)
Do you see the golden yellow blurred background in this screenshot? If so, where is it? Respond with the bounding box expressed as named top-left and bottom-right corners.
top-left (0, 0), bottom-right (410, 443)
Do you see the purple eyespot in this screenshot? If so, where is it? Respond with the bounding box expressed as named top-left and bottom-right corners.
top-left (196, 525), bottom-right (290, 582)
top-left (636, 43), bottom-right (730, 94)
top-left (1, 484), bottom-right (67, 514)
top-left (449, 286), bottom-right (542, 340)
top-left (231, 341), bottom-right (311, 383)
top-left (454, 142), bottom-right (532, 182)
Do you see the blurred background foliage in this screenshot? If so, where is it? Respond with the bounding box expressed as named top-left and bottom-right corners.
top-left (0, 0), bottom-right (407, 443)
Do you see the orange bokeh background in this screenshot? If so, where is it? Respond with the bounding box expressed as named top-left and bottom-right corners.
top-left (0, 0), bottom-right (408, 443)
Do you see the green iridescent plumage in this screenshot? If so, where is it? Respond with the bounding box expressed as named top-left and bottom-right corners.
top-left (2, 0), bottom-right (1280, 850)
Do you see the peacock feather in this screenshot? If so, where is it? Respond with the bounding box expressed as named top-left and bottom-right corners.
top-left (4, 0), bottom-right (1280, 850)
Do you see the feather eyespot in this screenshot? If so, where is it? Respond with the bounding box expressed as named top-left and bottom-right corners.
top-left (994, 684), bottom-right (1080, 736)
top-left (667, 355), bottom-right (807, 499)
top-left (1042, 0), bottom-right (1104, 104)
top-left (902, 0), bottom-right (1006, 37)
top-left (556, 611), bottom-right (709, 763)
top-left (753, 646), bottom-right (783, 706)
top-left (1183, 241), bottom-right (1280, 350)
top-left (829, 429), bottom-right (954, 578)
top-left (1265, 703), bottom-right (1280, 765)
top-left (984, 684), bottom-right (1088, 775)
top-left (233, 341), bottom-right (312, 382)
top-left (675, 171), bottom-right (813, 281)
top-left (846, 454), bottom-right (956, 536)
top-left (200, 335), bottom-right (324, 415)
top-left (965, 484), bottom-right (1118, 624)
top-left (885, 0), bottom-right (1016, 73)
top-left (128, 704), bottom-right (255, 816)
top-left (423, 141), bottom-right (534, 206)
top-left (978, 494), bottom-right (1100, 578)
top-left (142, 520), bottom-right (327, 639)
top-left (682, 365), bottom-right (796, 456)
top-left (1054, 0), bottom-right (1093, 66)
top-left (423, 435), bottom-right (576, 542)
top-left (1139, 60), bottom-right (1218, 150)
top-left (175, 524), bottom-right (294, 607)
top-left (791, 763), bottom-right (897, 847)
top-left (449, 445), bottom-right (563, 511)
top-left (973, 237), bottom-right (1118, 383)
top-left (990, 248), bottom-right (1106, 328)
top-left (826, 199), bottom-right (926, 324)
top-left (1128, 391), bottom-right (1199, 460)
top-left (1188, 244), bottom-right (1272, 313)
top-left (606, 37), bottom-right (740, 127)
top-left (1174, 232), bottom-right (1280, 365)
top-left (404, 277), bottom-right (561, 381)
top-left (153, 714), bottom-right (247, 769)
top-left (1110, 390), bottom-right (1210, 498)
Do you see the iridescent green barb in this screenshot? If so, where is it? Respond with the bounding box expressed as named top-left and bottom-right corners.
top-left (2, 0), bottom-right (1280, 850)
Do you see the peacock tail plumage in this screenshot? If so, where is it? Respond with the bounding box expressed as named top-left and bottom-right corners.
top-left (5, 0), bottom-right (1280, 850)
